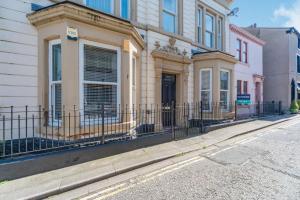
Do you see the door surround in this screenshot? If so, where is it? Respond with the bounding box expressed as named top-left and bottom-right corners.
top-left (152, 38), bottom-right (192, 107)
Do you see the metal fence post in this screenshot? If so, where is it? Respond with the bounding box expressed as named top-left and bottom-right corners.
top-left (234, 101), bottom-right (237, 121)
top-left (200, 101), bottom-right (204, 133)
top-left (257, 101), bottom-right (260, 117)
top-left (101, 104), bottom-right (105, 144)
top-left (279, 101), bottom-right (282, 115)
top-left (171, 101), bottom-right (175, 140)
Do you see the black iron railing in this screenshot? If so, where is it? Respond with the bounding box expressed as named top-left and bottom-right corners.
top-left (0, 101), bottom-right (282, 159)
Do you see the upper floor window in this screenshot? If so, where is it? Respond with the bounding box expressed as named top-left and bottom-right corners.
top-left (205, 13), bottom-right (215, 48)
top-left (242, 42), bottom-right (248, 63)
top-left (162, 0), bottom-right (177, 33)
top-left (298, 38), bottom-right (300, 49)
top-left (197, 8), bottom-right (203, 44)
top-left (86, 0), bottom-right (114, 14)
top-left (236, 39), bottom-right (242, 61)
top-left (121, 0), bottom-right (130, 19)
top-left (297, 55), bottom-right (300, 74)
top-left (217, 17), bottom-right (223, 50)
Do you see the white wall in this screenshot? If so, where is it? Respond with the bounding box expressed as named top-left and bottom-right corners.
top-left (229, 28), bottom-right (264, 104)
top-left (136, 0), bottom-right (231, 105)
top-left (0, 0), bottom-right (53, 107)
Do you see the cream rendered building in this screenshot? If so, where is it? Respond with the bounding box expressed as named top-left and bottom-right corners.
top-left (1, 0), bottom-right (236, 137)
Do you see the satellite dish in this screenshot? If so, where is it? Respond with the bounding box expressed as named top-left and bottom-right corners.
top-left (227, 7), bottom-right (239, 17)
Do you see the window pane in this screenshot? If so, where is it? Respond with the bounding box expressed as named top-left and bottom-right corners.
top-left (243, 81), bottom-right (248, 94)
top-left (163, 12), bottom-right (176, 33)
top-left (205, 32), bottom-right (213, 48)
top-left (201, 91), bottom-right (211, 109)
top-left (237, 80), bottom-right (241, 95)
top-left (236, 39), bottom-right (241, 61)
top-left (297, 56), bottom-right (300, 73)
top-left (217, 19), bottom-right (223, 50)
top-left (201, 70), bottom-right (210, 90)
top-left (220, 71), bottom-right (229, 90)
top-left (220, 91), bottom-right (228, 109)
top-left (84, 45), bottom-right (117, 82)
top-left (197, 9), bottom-right (202, 43)
top-left (86, 0), bottom-right (113, 14)
top-left (163, 0), bottom-right (176, 13)
top-left (84, 84), bottom-right (117, 117)
top-left (205, 14), bottom-right (214, 32)
top-left (52, 83), bottom-right (62, 120)
top-left (121, 0), bottom-right (130, 19)
top-left (52, 44), bottom-right (61, 81)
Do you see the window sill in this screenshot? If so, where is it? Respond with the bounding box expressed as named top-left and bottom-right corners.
top-left (236, 61), bottom-right (250, 67)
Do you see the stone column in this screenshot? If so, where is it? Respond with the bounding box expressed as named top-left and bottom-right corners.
top-left (154, 59), bottom-right (162, 131)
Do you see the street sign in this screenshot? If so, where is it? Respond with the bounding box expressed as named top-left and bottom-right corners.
top-left (237, 94), bottom-right (251, 105)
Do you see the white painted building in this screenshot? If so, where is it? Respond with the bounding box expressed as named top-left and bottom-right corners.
top-left (229, 24), bottom-right (265, 115)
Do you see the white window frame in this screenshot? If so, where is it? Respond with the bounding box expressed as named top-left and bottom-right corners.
top-left (162, 0), bottom-right (178, 33)
top-left (297, 54), bottom-right (300, 74)
top-left (49, 39), bottom-right (62, 124)
top-left (217, 17), bottom-right (223, 50)
top-left (84, 0), bottom-right (115, 14)
top-left (120, 0), bottom-right (131, 19)
top-left (197, 8), bottom-right (203, 44)
top-left (79, 39), bottom-right (121, 123)
top-left (205, 13), bottom-right (215, 48)
top-left (220, 69), bottom-right (230, 111)
top-left (200, 68), bottom-right (212, 112)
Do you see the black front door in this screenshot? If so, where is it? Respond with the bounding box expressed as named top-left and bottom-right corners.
top-left (162, 74), bottom-right (176, 127)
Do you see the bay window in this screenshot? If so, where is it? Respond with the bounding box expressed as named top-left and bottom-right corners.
top-left (197, 8), bottom-right (203, 44)
top-left (162, 0), bottom-right (177, 33)
top-left (220, 70), bottom-right (230, 110)
top-left (49, 40), bottom-right (62, 120)
top-left (205, 13), bottom-right (215, 48)
top-left (86, 0), bottom-right (114, 14)
top-left (121, 0), bottom-right (130, 19)
top-left (80, 41), bottom-right (120, 119)
top-left (200, 69), bottom-right (212, 111)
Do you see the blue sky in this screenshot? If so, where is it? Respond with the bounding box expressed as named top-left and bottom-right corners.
top-left (230, 0), bottom-right (300, 29)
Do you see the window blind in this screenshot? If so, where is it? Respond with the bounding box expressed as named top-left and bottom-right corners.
top-left (83, 44), bottom-right (118, 118)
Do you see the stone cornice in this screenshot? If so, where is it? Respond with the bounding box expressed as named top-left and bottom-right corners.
top-left (27, 1), bottom-right (145, 49)
top-left (192, 51), bottom-right (237, 64)
top-left (213, 0), bottom-right (233, 9)
top-left (152, 50), bottom-right (192, 64)
top-left (151, 38), bottom-right (192, 64)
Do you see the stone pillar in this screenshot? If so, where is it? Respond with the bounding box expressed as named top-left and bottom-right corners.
top-left (183, 64), bottom-right (190, 104)
top-left (154, 59), bottom-right (162, 131)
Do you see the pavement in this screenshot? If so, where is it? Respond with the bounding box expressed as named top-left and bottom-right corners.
top-left (83, 115), bottom-right (300, 200)
top-left (0, 114), bottom-right (298, 200)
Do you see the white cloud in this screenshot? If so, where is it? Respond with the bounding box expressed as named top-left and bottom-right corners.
top-left (273, 0), bottom-right (300, 30)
